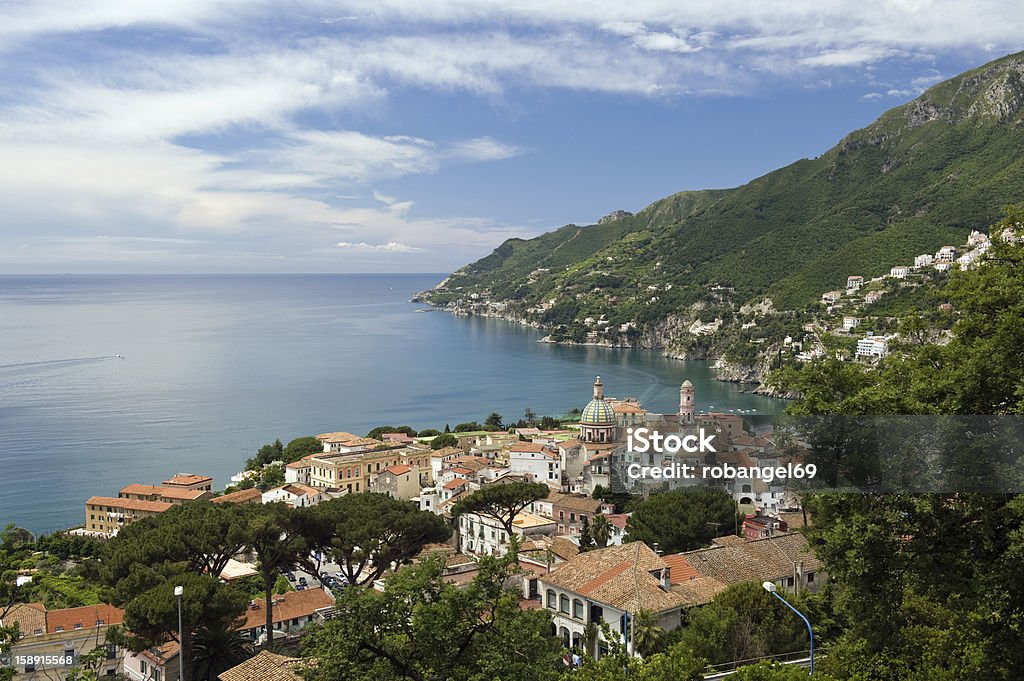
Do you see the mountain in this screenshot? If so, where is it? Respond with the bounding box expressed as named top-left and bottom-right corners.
top-left (417, 51), bottom-right (1024, 376)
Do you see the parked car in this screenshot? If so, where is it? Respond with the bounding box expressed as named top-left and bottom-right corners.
top-left (296, 584), bottom-right (307, 591)
top-left (298, 576), bottom-right (307, 586)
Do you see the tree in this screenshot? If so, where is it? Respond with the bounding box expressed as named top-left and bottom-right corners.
top-left (191, 622), bottom-right (254, 681)
top-left (244, 504), bottom-right (307, 646)
top-left (303, 495), bottom-right (451, 587)
top-left (102, 503), bottom-right (253, 681)
top-left (631, 610), bottom-right (665, 658)
top-left (418, 429), bottom-right (441, 438)
top-left (247, 439), bottom-right (285, 470)
top-left (302, 553), bottom-right (563, 681)
top-left (523, 408), bottom-right (537, 425)
top-left (578, 516), bottom-right (595, 552)
top-left (283, 436), bottom-right (322, 463)
top-left (484, 412), bottom-right (504, 430)
top-left (430, 433), bottom-right (459, 450)
top-left (625, 488), bottom-right (737, 553)
top-left (590, 514), bottom-right (613, 549)
top-left (367, 425), bottom-right (418, 440)
top-left (451, 482), bottom-right (551, 538)
top-left (677, 582), bottom-right (809, 666)
top-left (453, 422), bottom-right (482, 432)
top-left (111, 573), bottom-right (248, 681)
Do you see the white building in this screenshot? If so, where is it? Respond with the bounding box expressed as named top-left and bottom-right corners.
top-left (821, 290), bottom-right (843, 304)
top-left (261, 484), bottom-right (322, 508)
top-left (539, 543), bottom-right (688, 657)
top-left (284, 459), bottom-right (312, 485)
top-left (457, 510), bottom-right (555, 557)
top-left (842, 316), bottom-right (860, 332)
top-left (856, 336), bottom-right (889, 359)
top-left (934, 262), bottom-right (953, 272)
top-left (935, 246), bottom-right (958, 263)
top-left (508, 442), bottom-right (561, 488)
top-left (846, 275), bottom-right (864, 290)
top-left (914, 253), bottom-right (934, 268)
top-left (890, 266), bottom-right (911, 279)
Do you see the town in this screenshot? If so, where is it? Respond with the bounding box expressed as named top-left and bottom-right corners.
top-left (3, 376), bottom-right (819, 680)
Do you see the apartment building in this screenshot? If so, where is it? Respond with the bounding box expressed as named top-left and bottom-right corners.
top-left (1, 603), bottom-right (125, 680)
top-left (84, 496), bottom-right (172, 536)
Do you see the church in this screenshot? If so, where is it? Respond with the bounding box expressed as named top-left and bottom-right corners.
top-left (578, 375), bottom-right (698, 445)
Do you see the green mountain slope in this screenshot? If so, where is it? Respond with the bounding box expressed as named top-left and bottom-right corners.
top-left (420, 51), bottom-right (1024, 334)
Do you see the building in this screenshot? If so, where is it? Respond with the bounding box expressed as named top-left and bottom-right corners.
top-left (84, 496), bottom-right (172, 537)
top-left (315, 431), bottom-right (369, 453)
top-left (123, 641), bottom-right (179, 681)
top-left (118, 484), bottom-right (211, 505)
top-left (508, 442), bottom-right (561, 487)
top-left (579, 377), bottom-right (617, 443)
top-left (914, 253), bottom-right (934, 268)
top-left (307, 445), bottom-right (431, 493)
top-left (935, 245), bottom-right (958, 263)
top-left (238, 589), bottom-right (335, 645)
top-left (668, 532), bottom-right (825, 599)
top-left (456, 510), bottom-right (555, 557)
top-left (820, 290), bottom-right (843, 304)
top-left (212, 488), bottom-right (263, 505)
top-left (1, 603), bottom-right (125, 680)
top-left (369, 465), bottom-right (422, 500)
top-left (261, 484), bottom-right (323, 507)
top-left (539, 542), bottom-right (688, 657)
top-left (540, 493), bottom-right (614, 537)
top-left (284, 459), bottom-right (312, 485)
top-left (846, 275), bottom-right (864, 290)
top-left (842, 316), bottom-right (860, 332)
top-left (889, 265), bottom-right (911, 279)
top-left (864, 290), bottom-right (885, 304)
top-left (219, 650), bottom-right (306, 681)
top-left (161, 474), bottom-right (213, 492)
top-left (742, 514), bottom-right (789, 540)
top-left (856, 336), bottom-right (889, 359)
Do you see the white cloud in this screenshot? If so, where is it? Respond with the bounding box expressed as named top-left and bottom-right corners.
top-left (0, 1), bottom-right (1021, 271)
top-left (336, 241), bottom-right (425, 252)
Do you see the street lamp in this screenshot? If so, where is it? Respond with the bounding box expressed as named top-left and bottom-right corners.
top-left (173, 585), bottom-right (184, 681)
top-left (762, 581), bottom-right (813, 675)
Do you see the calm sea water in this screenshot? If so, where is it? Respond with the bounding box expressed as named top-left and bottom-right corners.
top-left (0, 274), bottom-right (782, 533)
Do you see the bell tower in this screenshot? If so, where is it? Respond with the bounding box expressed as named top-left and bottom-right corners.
top-left (679, 379), bottom-right (694, 425)
top-left (594, 376), bottom-right (604, 400)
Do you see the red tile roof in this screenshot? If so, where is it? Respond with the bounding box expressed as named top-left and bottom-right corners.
top-left (47, 604), bottom-right (124, 634)
top-left (239, 589), bottom-right (334, 632)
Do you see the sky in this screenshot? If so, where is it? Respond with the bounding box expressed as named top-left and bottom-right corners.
top-left (0, 1), bottom-right (1022, 274)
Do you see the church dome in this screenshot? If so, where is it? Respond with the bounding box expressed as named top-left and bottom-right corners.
top-left (581, 399), bottom-right (615, 425)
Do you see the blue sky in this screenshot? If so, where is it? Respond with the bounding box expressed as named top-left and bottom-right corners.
top-left (0, 1), bottom-right (1021, 274)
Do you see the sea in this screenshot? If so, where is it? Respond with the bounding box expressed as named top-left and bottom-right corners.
top-left (0, 274), bottom-right (783, 534)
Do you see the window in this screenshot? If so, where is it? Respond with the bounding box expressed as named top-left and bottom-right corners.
top-left (570, 513), bottom-right (576, 522)
top-left (559, 595), bottom-right (570, 614)
top-left (140, 661), bottom-right (148, 674)
top-left (55, 625), bottom-right (65, 632)
top-left (573, 599), bottom-right (584, 620)
top-left (547, 589), bottom-right (556, 608)
top-left (807, 572), bottom-right (815, 583)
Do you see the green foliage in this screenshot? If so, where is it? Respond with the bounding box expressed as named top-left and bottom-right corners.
top-left (246, 438), bottom-right (284, 471)
top-left (451, 482), bottom-right (551, 535)
top-left (727, 660), bottom-right (832, 680)
top-left (283, 436), bottom-right (323, 462)
top-left (302, 553), bottom-right (563, 681)
top-left (589, 514), bottom-right (612, 549)
top-left (33, 532), bottom-right (104, 560)
top-left (367, 425), bottom-right (418, 439)
top-left (625, 488), bottom-right (738, 553)
top-left (453, 422), bottom-right (482, 432)
top-left (430, 433), bottom-right (459, 450)
top-left (774, 219), bottom-right (1024, 416)
top-left (578, 516), bottom-right (595, 552)
top-left (191, 622), bottom-right (254, 681)
top-left (424, 53), bottom-right (1024, 343)
top-left (484, 412), bottom-right (504, 430)
top-left (301, 495), bottom-right (451, 587)
top-left (677, 582), bottom-right (810, 667)
top-left (417, 428), bottom-right (442, 437)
